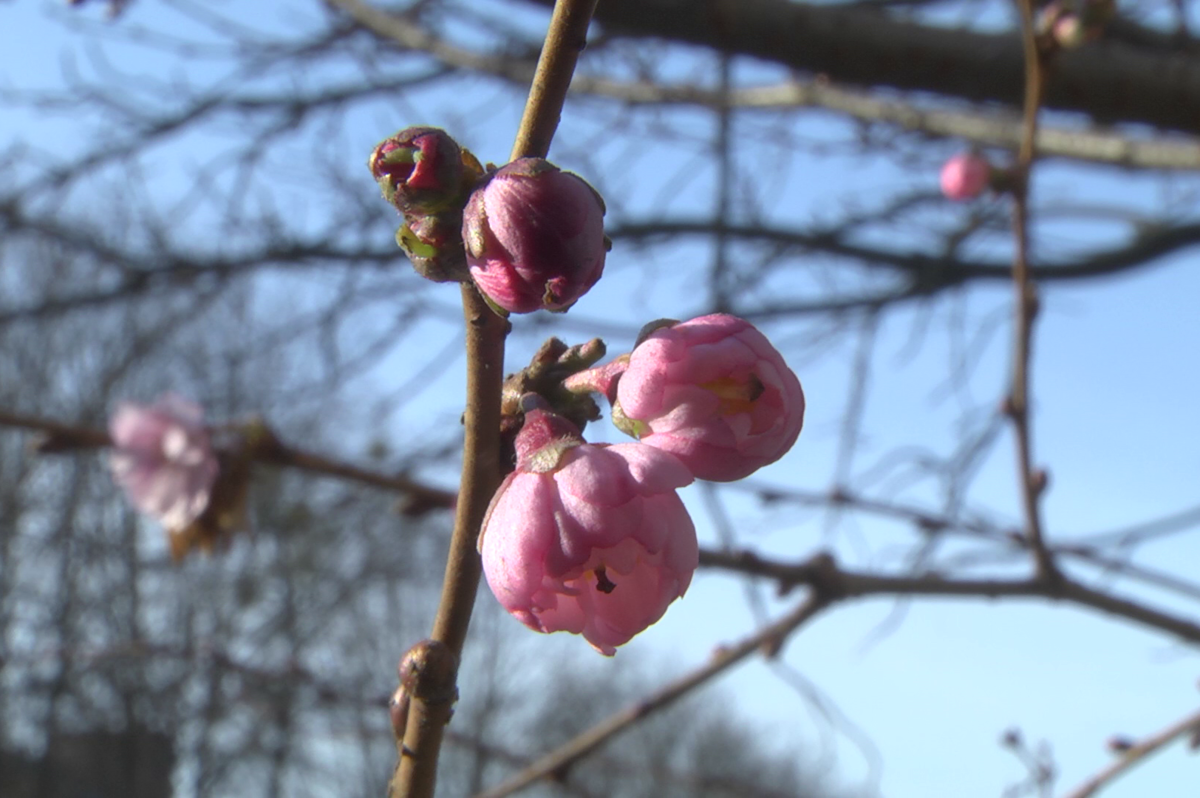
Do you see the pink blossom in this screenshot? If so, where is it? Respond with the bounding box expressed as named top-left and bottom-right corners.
top-left (463, 158), bottom-right (606, 313)
top-left (479, 408), bottom-right (697, 655)
top-left (614, 314), bottom-right (805, 482)
top-left (109, 394), bottom-right (219, 531)
top-left (940, 153), bottom-right (991, 201)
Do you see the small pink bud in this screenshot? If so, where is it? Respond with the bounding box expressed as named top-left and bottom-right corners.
top-left (395, 212), bottom-right (470, 283)
top-left (1053, 14), bottom-right (1087, 48)
top-left (940, 153), bottom-right (991, 201)
top-left (614, 314), bottom-right (805, 483)
top-left (463, 158), bottom-right (607, 314)
top-left (369, 127), bottom-right (467, 216)
top-left (108, 394), bottom-right (219, 532)
top-left (479, 408), bottom-right (697, 655)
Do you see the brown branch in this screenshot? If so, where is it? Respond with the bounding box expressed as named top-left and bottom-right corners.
top-left (523, 0), bottom-right (1200, 135)
top-left (474, 592), bottom-right (828, 798)
top-left (1007, 0), bottom-right (1057, 583)
top-left (388, 1), bottom-right (596, 795)
top-left (506, 0), bottom-right (598, 161)
top-left (1060, 705), bottom-right (1200, 798)
top-left (0, 410), bottom-right (455, 512)
top-left (330, 1), bottom-right (1200, 169)
top-left (698, 550), bottom-right (1200, 646)
top-left (0, 410), bottom-right (112, 451)
top-left (609, 218), bottom-right (1198, 285)
top-left (6, 204), bottom-right (1195, 329)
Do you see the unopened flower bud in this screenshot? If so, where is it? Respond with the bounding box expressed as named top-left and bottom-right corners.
top-left (463, 158), bottom-right (607, 314)
top-left (396, 213), bottom-right (470, 283)
top-left (369, 127), bottom-right (468, 216)
top-left (1053, 14), bottom-right (1087, 48)
top-left (1038, 0), bottom-right (1110, 49)
top-left (610, 314), bottom-right (805, 482)
top-left (940, 153), bottom-right (992, 201)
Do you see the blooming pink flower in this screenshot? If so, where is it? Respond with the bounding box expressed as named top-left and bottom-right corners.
top-left (479, 407), bottom-right (697, 655)
top-left (940, 153), bottom-right (991, 201)
top-left (463, 158), bottom-right (606, 313)
top-left (613, 314), bottom-right (804, 482)
top-left (109, 394), bottom-right (219, 531)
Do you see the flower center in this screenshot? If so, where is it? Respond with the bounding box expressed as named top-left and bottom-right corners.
top-left (375, 144), bottom-right (417, 182)
top-left (161, 426), bottom-right (191, 462)
top-left (700, 373), bottom-right (765, 415)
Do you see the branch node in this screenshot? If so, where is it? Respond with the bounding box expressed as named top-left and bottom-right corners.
top-left (1030, 468), bottom-right (1050, 496)
top-left (401, 639), bottom-right (460, 708)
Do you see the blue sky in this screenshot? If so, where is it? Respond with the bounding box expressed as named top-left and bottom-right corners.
top-left (4, 2), bottom-right (1200, 797)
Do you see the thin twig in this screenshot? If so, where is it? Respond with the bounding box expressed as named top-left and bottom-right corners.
top-left (1008, 0), bottom-right (1057, 582)
top-left (1060, 705), bottom-right (1200, 798)
top-left (474, 592), bottom-right (828, 798)
top-left (698, 549), bottom-right (1200, 646)
top-left (0, 410), bottom-right (455, 510)
top-left (0, 410), bottom-right (111, 450)
top-left (388, 1), bottom-right (597, 795)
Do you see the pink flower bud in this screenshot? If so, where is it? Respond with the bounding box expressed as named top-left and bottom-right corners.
top-left (463, 158), bottom-right (607, 314)
top-left (396, 212), bottom-right (471, 283)
top-left (1052, 14), bottom-right (1087, 48)
top-left (108, 394), bottom-right (219, 531)
top-left (940, 153), bottom-right (991, 201)
top-left (369, 127), bottom-right (467, 216)
top-left (479, 408), bottom-right (697, 655)
top-left (613, 314), bottom-right (805, 482)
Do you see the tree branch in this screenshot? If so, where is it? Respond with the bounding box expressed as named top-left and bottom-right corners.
top-left (698, 549), bottom-right (1200, 646)
top-left (0, 410), bottom-right (455, 514)
top-left (330, 1), bottom-right (1200, 169)
top-left (1007, 0), bottom-right (1056, 582)
top-left (474, 592), bottom-right (828, 798)
top-left (1060, 705), bottom-right (1200, 798)
top-left (609, 219), bottom-right (1194, 288)
top-left (523, 0), bottom-right (1200, 134)
top-left (388, 0), bottom-right (596, 794)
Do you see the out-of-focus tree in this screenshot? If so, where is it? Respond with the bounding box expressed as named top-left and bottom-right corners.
top-left (1, 0), bottom-right (1199, 796)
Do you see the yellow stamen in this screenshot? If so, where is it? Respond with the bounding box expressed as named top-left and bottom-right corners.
top-left (700, 373), bottom-right (765, 415)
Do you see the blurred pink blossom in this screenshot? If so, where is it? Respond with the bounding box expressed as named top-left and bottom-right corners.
top-left (940, 153), bottom-right (991, 201)
top-left (613, 314), bottom-right (805, 482)
top-left (463, 157), bottom-right (606, 313)
top-left (109, 394), bottom-right (218, 531)
top-left (479, 407), bottom-right (697, 655)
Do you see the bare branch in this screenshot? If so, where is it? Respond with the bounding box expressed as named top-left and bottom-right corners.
top-left (0, 409), bottom-right (455, 512)
top-left (1006, 0), bottom-right (1056, 581)
top-left (474, 592), bottom-right (828, 798)
top-left (523, 0), bottom-right (1200, 134)
top-left (390, 0), bottom-right (597, 793)
top-left (698, 550), bottom-right (1200, 646)
top-left (1060, 705), bottom-right (1200, 798)
top-left (331, 0), bottom-right (1200, 169)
